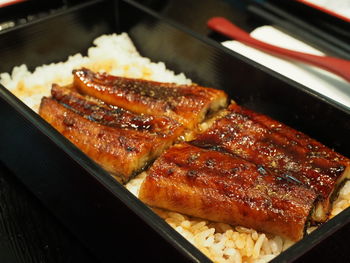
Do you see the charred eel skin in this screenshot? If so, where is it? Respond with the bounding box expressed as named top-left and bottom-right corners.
top-left (192, 103), bottom-right (350, 222)
top-left (39, 85), bottom-right (184, 182)
top-left (140, 143), bottom-right (317, 241)
top-left (72, 68), bottom-right (227, 130)
top-left (51, 84), bottom-right (183, 138)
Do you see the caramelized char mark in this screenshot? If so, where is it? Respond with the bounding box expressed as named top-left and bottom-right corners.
top-left (140, 143), bottom-right (317, 241)
top-left (193, 103), bottom-right (350, 221)
top-left (39, 97), bottom-right (183, 182)
top-left (51, 84), bottom-right (183, 137)
top-left (72, 68), bottom-right (227, 130)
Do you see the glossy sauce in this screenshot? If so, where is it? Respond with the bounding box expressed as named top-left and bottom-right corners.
top-left (39, 96), bottom-right (184, 182)
top-left (193, 104), bottom-right (349, 201)
top-left (72, 68), bottom-right (227, 129)
top-left (51, 84), bottom-right (182, 137)
top-left (140, 143), bottom-right (317, 241)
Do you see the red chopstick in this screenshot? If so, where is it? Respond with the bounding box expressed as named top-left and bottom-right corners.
top-left (207, 17), bottom-right (350, 83)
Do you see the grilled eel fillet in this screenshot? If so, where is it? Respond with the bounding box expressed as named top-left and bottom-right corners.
top-left (72, 68), bottom-right (228, 130)
top-left (139, 143), bottom-right (318, 241)
top-left (39, 85), bottom-right (184, 182)
top-left (192, 103), bottom-right (350, 222)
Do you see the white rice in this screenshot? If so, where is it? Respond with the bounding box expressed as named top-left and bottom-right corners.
top-left (128, 174), bottom-right (350, 263)
top-left (2, 32), bottom-right (350, 263)
top-left (0, 33), bottom-right (190, 112)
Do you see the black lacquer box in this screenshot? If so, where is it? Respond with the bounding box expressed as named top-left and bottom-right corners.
top-left (1, 0), bottom-right (350, 262)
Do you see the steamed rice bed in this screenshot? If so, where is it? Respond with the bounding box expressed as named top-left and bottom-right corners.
top-left (1, 33), bottom-right (349, 263)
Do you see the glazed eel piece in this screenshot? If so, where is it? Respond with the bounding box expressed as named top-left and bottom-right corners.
top-left (139, 143), bottom-right (318, 241)
top-left (39, 85), bottom-right (184, 182)
top-left (72, 68), bottom-right (228, 130)
top-left (192, 103), bottom-right (350, 222)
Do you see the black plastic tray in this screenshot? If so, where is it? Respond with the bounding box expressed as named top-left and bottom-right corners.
top-left (0, 0), bottom-right (350, 262)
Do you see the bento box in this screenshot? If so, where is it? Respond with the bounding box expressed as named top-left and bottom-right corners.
top-left (1, 0), bottom-right (350, 262)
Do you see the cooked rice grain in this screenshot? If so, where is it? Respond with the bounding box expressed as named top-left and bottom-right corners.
top-left (129, 169), bottom-right (350, 262)
top-left (0, 33), bottom-right (190, 112)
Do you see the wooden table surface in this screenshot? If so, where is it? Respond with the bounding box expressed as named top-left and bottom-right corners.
top-left (0, 162), bottom-right (97, 263)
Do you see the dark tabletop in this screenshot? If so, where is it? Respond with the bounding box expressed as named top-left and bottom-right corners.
top-left (0, 162), bottom-right (97, 263)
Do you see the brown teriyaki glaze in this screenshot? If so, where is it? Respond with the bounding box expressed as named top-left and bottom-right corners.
top-left (193, 103), bottom-right (350, 221)
top-left (139, 143), bottom-right (317, 241)
top-left (39, 96), bottom-right (183, 182)
top-left (51, 84), bottom-right (183, 137)
top-left (72, 68), bottom-right (227, 129)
